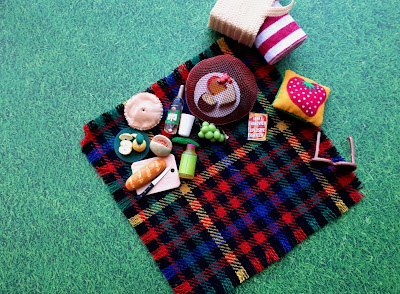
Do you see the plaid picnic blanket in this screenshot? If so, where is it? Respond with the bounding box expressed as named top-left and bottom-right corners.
top-left (81, 38), bottom-right (364, 294)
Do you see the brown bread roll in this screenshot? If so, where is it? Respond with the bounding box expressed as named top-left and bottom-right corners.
top-left (125, 159), bottom-right (166, 191)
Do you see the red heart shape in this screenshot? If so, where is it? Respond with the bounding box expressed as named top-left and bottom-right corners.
top-left (287, 77), bottom-right (327, 117)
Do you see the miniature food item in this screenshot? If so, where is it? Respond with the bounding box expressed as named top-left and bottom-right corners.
top-left (119, 133), bottom-right (134, 141)
top-left (198, 121), bottom-right (228, 143)
top-left (118, 139), bottom-right (133, 155)
top-left (198, 93), bottom-right (217, 112)
top-left (172, 137), bottom-right (200, 148)
top-left (219, 84), bottom-right (236, 106)
top-left (208, 124), bottom-right (217, 132)
top-left (124, 92), bottom-right (163, 131)
top-left (114, 128), bottom-right (150, 163)
top-left (201, 125), bottom-right (209, 133)
top-left (118, 147), bottom-right (131, 155)
top-left (125, 159), bottom-right (167, 191)
top-left (213, 129), bottom-right (221, 139)
top-left (117, 129), bottom-right (147, 154)
top-left (207, 76), bottom-right (226, 95)
top-left (132, 139), bottom-right (147, 152)
top-left (117, 132), bottom-right (147, 155)
top-left (150, 135), bottom-right (172, 157)
top-left (217, 134), bottom-right (225, 142)
top-left (135, 133), bottom-right (144, 145)
top-left (120, 140), bottom-right (133, 148)
top-left (205, 131), bottom-right (214, 139)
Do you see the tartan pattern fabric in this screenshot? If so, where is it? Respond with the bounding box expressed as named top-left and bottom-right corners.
top-left (81, 38), bottom-right (364, 294)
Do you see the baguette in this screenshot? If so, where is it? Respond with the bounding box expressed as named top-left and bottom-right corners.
top-left (125, 159), bottom-right (166, 191)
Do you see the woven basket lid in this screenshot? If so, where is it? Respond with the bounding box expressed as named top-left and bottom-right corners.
top-left (186, 55), bottom-right (258, 125)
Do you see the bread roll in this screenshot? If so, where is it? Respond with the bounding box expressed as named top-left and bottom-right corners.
top-left (126, 159), bottom-right (166, 191)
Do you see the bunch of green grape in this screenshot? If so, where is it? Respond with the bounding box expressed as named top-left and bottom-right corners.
top-left (197, 121), bottom-right (227, 143)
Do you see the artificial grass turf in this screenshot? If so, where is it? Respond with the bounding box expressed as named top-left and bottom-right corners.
top-left (0, 0), bottom-right (399, 293)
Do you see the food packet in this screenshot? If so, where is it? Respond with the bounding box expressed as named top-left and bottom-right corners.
top-left (247, 112), bottom-right (268, 141)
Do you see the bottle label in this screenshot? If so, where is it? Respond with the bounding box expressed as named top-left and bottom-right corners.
top-left (165, 110), bottom-right (181, 125)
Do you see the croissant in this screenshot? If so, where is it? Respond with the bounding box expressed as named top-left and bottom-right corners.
top-left (125, 159), bottom-right (166, 191)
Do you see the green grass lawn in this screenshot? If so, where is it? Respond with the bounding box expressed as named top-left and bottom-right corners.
top-left (1, 0), bottom-right (399, 293)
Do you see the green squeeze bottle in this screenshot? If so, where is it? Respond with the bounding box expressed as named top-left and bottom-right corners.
top-left (164, 85), bottom-right (185, 135)
top-left (179, 144), bottom-right (197, 179)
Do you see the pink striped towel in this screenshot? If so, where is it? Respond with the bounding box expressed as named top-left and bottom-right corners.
top-left (255, 2), bottom-right (307, 65)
